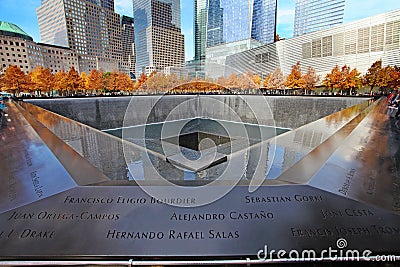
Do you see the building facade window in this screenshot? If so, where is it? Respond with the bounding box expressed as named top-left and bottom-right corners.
top-left (357, 27), bottom-right (370, 53)
top-left (322, 36), bottom-right (333, 57)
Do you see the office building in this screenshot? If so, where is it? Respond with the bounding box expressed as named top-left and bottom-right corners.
top-left (37, 43), bottom-right (79, 73)
top-left (164, 66), bottom-right (188, 79)
top-left (0, 21), bottom-right (78, 74)
top-left (204, 0), bottom-right (277, 77)
top-left (133, 0), bottom-right (185, 77)
top-left (226, 9), bottom-right (400, 80)
top-left (294, 0), bottom-right (346, 37)
top-left (120, 15), bottom-right (135, 78)
top-left (37, 0), bottom-right (130, 73)
top-left (194, 0), bottom-right (207, 61)
top-left (206, 0), bottom-right (277, 46)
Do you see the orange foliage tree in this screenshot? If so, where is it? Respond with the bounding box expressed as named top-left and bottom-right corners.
top-left (65, 67), bottom-right (83, 95)
top-left (30, 66), bottom-right (54, 96)
top-left (323, 65), bottom-right (361, 94)
top-left (116, 72), bottom-right (134, 92)
top-left (54, 69), bottom-right (68, 96)
top-left (322, 65), bottom-right (340, 92)
top-left (375, 65), bottom-right (396, 92)
top-left (262, 73), bottom-right (272, 88)
top-left (145, 72), bottom-right (166, 93)
top-left (104, 71), bottom-right (118, 92)
top-left (246, 70), bottom-right (261, 89)
top-left (171, 81), bottom-right (227, 94)
top-left (302, 66), bottom-right (319, 94)
top-left (102, 71), bottom-right (134, 93)
top-left (2, 65), bottom-right (30, 96)
top-left (363, 60), bottom-right (382, 92)
top-left (80, 71), bottom-right (88, 94)
top-left (284, 61), bottom-right (305, 89)
top-left (87, 69), bottom-right (104, 94)
top-left (265, 68), bottom-right (285, 91)
top-left (388, 66), bottom-right (400, 91)
top-left (346, 68), bottom-right (362, 94)
top-left (135, 72), bottom-right (148, 91)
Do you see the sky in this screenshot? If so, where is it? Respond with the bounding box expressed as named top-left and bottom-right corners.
top-left (1, 0), bottom-right (400, 61)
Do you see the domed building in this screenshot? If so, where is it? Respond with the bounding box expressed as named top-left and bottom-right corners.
top-left (0, 21), bottom-right (79, 74)
top-left (0, 21), bottom-right (38, 73)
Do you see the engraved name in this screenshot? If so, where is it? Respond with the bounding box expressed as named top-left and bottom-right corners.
top-left (30, 171), bottom-right (43, 198)
top-left (245, 194), bottom-right (323, 203)
top-left (338, 168), bottom-right (356, 195)
top-left (321, 208), bottom-right (375, 219)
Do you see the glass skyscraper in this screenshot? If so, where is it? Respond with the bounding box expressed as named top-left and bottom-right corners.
top-left (120, 15), bottom-right (135, 77)
top-left (294, 0), bottom-right (346, 37)
top-left (206, 0), bottom-right (277, 47)
top-left (194, 0), bottom-right (207, 61)
top-left (203, 0), bottom-right (277, 78)
top-left (133, 0), bottom-right (184, 77)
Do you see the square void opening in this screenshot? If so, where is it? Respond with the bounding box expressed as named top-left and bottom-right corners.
top-left (162, 132), bottom-right (233, 151)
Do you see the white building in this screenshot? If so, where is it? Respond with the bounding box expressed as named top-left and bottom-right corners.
top-left (226, 9), bottom-right (400, 79)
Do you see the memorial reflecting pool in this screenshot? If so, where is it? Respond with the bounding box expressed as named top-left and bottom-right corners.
top-left (2, 95), bottom-right (400, 263)
top-left (23, 95), bottom-right (367, 183)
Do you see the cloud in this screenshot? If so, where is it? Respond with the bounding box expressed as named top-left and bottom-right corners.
top-left (277, 8), bottom-right (295, 25)
top-left (114, 0), bottom-right (133, 16)
top-left (181, 0), bottom-right (192, 11)
top-left (276, 8), bottom-right (295, 38)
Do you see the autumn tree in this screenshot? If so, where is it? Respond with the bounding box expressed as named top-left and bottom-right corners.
top-left (262, 73), bottom-right (272, 88)
top-left (214, 76), bottom-right (226, 89)
top-left (374, 65), bottom-right (394, 92)
top-left (2, 65), bottom-right (29, 96)
top-left (171, 81), bottom-right (226, 94)
top-left (135, 72), bottom-right (148, 91)
top-left (167, 73), bottom-right (181, 91)
top-left (245, 70), bottom-right (261, 90)
top-left (103, 71), bottom-right (118, 92)
top-left (146, 72), bottom-right (165, 92)
top-left (54, 69), bottom-right (68, 96)
top-left (65, 67), bottom-right (83, 95)
top-left (29, 66), bottom-right (55, 96)
top-left (364, 60), bottom-right (382, 92)
top-left (115, 72), bottom-right (134, 92)
top-left (266, 68), bottom-right (285, 91)
top-left (145, 72), bottom-right (184, 93)
top-left (87, 69), bottom-right (104, 94)
top-left (302, 66), bottom-right (319, 94)
top-left (225, 73), bottom-right (240, 89)
top-left (322, 65), bottom-right (341, 92)
top-left (284, 61), bottom-right (305, 89)
top-left (80, 71), bottom-right (88, 94)
top-left (345, 68), bottom-right (362, 94)
top-left (388, 66), bottom-right (400, 90)
top-left (323, 65), bottom-right (361, 94)
top-left (0, 73), bottom-right (4, 90)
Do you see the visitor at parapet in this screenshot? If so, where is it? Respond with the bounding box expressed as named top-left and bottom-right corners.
top-left (394, 95), bottom-right (400, 119)
top-left (386, 91), bottom-right (399, 118)
top-left (387, 91), bottom-right (397, 104)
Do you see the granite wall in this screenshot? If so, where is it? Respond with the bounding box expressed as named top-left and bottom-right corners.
top-left (26, 96), bottom-right (367, 130)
